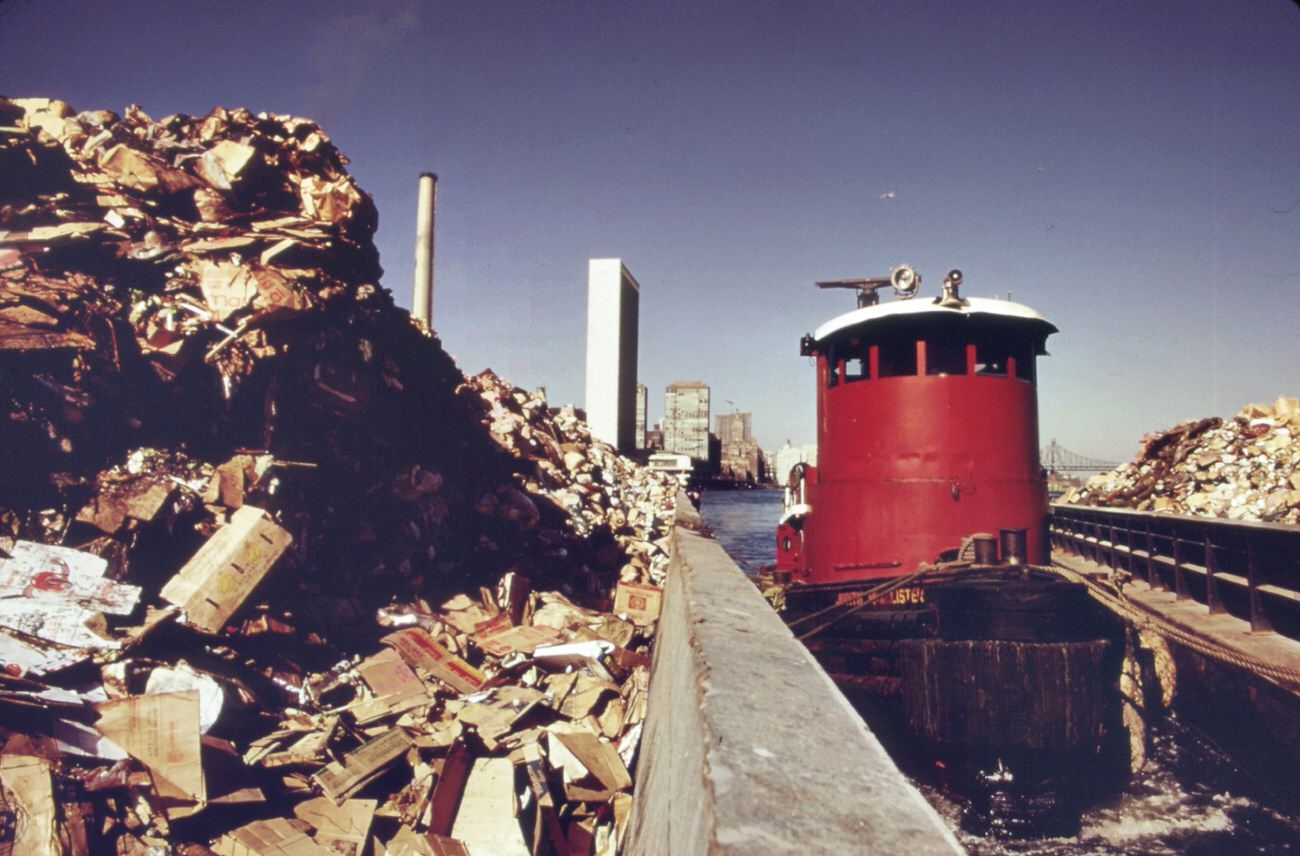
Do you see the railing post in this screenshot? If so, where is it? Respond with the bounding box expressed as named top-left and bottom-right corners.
top-left (1107, 522), bottom-right (1119, 571)
top-left (1173, 533), bottom-right (1190, 602)
top-left (1247, 540), bottom-right (1273, 634)
top-left (1122, 522), bottom-right (1134, 577)
top-left (1144, 520), bottom-right (1163, 590)
top-left (1204, 535), bottom-right (1224, 615)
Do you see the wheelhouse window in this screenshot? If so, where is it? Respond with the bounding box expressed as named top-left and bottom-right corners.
top-left (876, 333), bottom-right (917, 378)
top-left (972, 335), bottom-right (1037, 384)
top-left (824, 324), bottom-right (1040, 386)
top-left (825, 340), bottom-right (869, 387)
top-left (924, 335), bottom-right (965, 376)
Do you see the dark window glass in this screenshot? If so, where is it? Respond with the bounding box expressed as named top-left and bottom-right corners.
top-left (925, 336), bottom-right (966, 376)
top-left (878, 335), bottom-right (917, 377)
top-left (973, 335), bottom-right (1037, 384)
top-left (974, 338), bottom-right (1007, 376)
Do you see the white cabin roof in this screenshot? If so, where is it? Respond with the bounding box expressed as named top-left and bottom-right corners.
top-left (813, 296), bottom-right (1055, 342)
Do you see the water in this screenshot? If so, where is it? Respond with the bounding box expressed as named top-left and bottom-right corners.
top-left (697, 487), bottom-right (782, 572)
top-left (929, 722), bottom-right (1300, 855)
top-left (699, 488), bottom-right (1300, 854)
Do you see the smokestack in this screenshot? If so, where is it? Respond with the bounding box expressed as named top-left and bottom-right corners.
top-left (413, 172), bottom-right (437, 327)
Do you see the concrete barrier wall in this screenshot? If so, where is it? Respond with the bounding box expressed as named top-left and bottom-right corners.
top-left (626, 498), bottom-right (963, 855)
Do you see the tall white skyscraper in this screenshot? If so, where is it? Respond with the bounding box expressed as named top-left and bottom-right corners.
top-left (584, 259), bottom-right (640, 451)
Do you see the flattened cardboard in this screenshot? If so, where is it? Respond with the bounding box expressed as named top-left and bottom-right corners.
top-left (550, 730), bottom-right (631, 792)
top-left (438, 594), bottom-right (493, 635)
top-left (612, 791), bottom-right (634, 850)
top-left (425, 835), bottom-right (472, 856)
top-left (0, 627), bottom-right (84, 675)
top-left (94, 690), bottom-right (205, 814)
top-left (6, 540), bottom-right (107, 578)
top-left (519, 742), bottom-right (566, 855)
top-left (293, 796), bottom-right (376, 855)
top-left (0, 754), bottom-right (60, 855)
top-left (426, 742), bottom-right (472, 836)
top-left (381, 628), bottom-right (486, 695)
top-left (556, 674), bottom-right (619, 720)
top-left (0, 557), bottom-right (140, 615)
top-left (596, 696), bottom-right (626, 739)
top-left (356, 648), bottom-right (426, 702)
top-left (161, 505), bottom-right (292, 633)
top-left (76, 480), bottom-right (173, 532)
top-left (608, 645), bottom-right (653, 676)
top-left (385, 828), bottom-right (471, 856)
top-left (497, 571), bottom-right (531, 626)
top-left (566, 814), bottom-right (596, 856)
top-left (474, 623), bottom-right (562, 658)
top-left (312, 728), bottom-right (411, 805)
top-left (449, 757), bottom-right (529, 856)
top-left (211, 816), bottom-right (331, 856)
top-left (456, 686), bottom-right (547, 749)
top-left (613, 581), bottom-right (662, 625)
top-left (0, 600), bottom-right (118, 651)
top-left (198, 260), bottom-right (257, 321)
top-left (471, 611), bottom-right (511, 640)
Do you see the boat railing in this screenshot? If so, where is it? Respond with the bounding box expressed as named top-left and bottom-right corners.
top-left (1049, 503), bottom-right (1300, 641)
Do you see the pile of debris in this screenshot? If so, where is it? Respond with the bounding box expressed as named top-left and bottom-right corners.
top-left (0, 97), bottom-right (677, 854)
top-left (1062, 396), bottom-right (1300, 524)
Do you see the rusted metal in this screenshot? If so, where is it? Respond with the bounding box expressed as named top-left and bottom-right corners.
top-left (1204, 534), bottom-right (1225, 615)
top-left (1247, 540), bottom-right (1274, 634)
top-left (1051, 504), bottom-right (1300, 642)
top-left (1173, 533), bottom-right (1190, 601)
top-left (1144, 520), bottom-right (1163, 590)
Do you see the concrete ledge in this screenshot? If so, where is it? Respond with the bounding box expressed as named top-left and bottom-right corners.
top-left (626, 498), bottom-right (962, 855)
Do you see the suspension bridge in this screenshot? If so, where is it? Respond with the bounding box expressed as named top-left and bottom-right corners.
top-left (1041, 439), bottom-right (1120, 473)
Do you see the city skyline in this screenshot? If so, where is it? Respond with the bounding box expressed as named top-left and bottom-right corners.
top-left (4, 2), bottom-right (1298, 460)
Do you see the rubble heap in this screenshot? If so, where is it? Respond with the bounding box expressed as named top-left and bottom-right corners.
top-left (0, 97), bottom-right (677, 855)
top-left (1063, 396), bottom-right (1300, 524)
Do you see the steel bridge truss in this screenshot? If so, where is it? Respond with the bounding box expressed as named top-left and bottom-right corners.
top-left (1041, 440), bottom-right (1119, 473)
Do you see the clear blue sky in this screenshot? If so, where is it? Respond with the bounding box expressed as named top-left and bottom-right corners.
top-left (3, 0), bottom-right (1298, 462)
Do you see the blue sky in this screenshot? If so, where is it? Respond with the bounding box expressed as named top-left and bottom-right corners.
top-left (3, 0), bottom-right (1298, 461)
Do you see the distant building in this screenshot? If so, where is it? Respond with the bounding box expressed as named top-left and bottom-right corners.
top-left (715, 411), bottom-right (752, 445)
top-left (663, 380), bottom-right (710, 462)
top-left (774, 440), bottom-right (817, 486)
top-left (716, 410), bottom-right (762, 482)
top-left (584, 259), bottom-right (640, 451)
top-left (645, 426), bottom-right (664, 450)
top-left (634, 383), bottom-right (648, 449)
top-left (707, 432), bottom-right (722, 475)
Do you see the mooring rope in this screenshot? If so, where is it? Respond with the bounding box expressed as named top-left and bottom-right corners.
top-left (1050, 562), bottom-right (1300, 691)
top-left (788, 566), bottom-right (935, 641)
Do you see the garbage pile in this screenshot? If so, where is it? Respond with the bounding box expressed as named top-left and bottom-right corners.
top-left (1062, 396), bottom-right (1300, 524)
top-left (0, 97), bottom-right (677, 854)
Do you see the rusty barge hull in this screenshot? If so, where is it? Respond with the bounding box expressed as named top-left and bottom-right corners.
top-left (784, 565), bottom-right (1129, 835)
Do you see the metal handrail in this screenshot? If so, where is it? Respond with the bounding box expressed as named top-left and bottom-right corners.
top-left (1049, 503), bottom-right (1300, 636)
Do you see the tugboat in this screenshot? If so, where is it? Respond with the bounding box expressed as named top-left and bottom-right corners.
top-left (775, 266), bottom-right (1126, 835)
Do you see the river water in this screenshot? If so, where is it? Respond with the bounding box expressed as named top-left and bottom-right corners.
top-left (699, 488), bottom-right (1300, 855)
